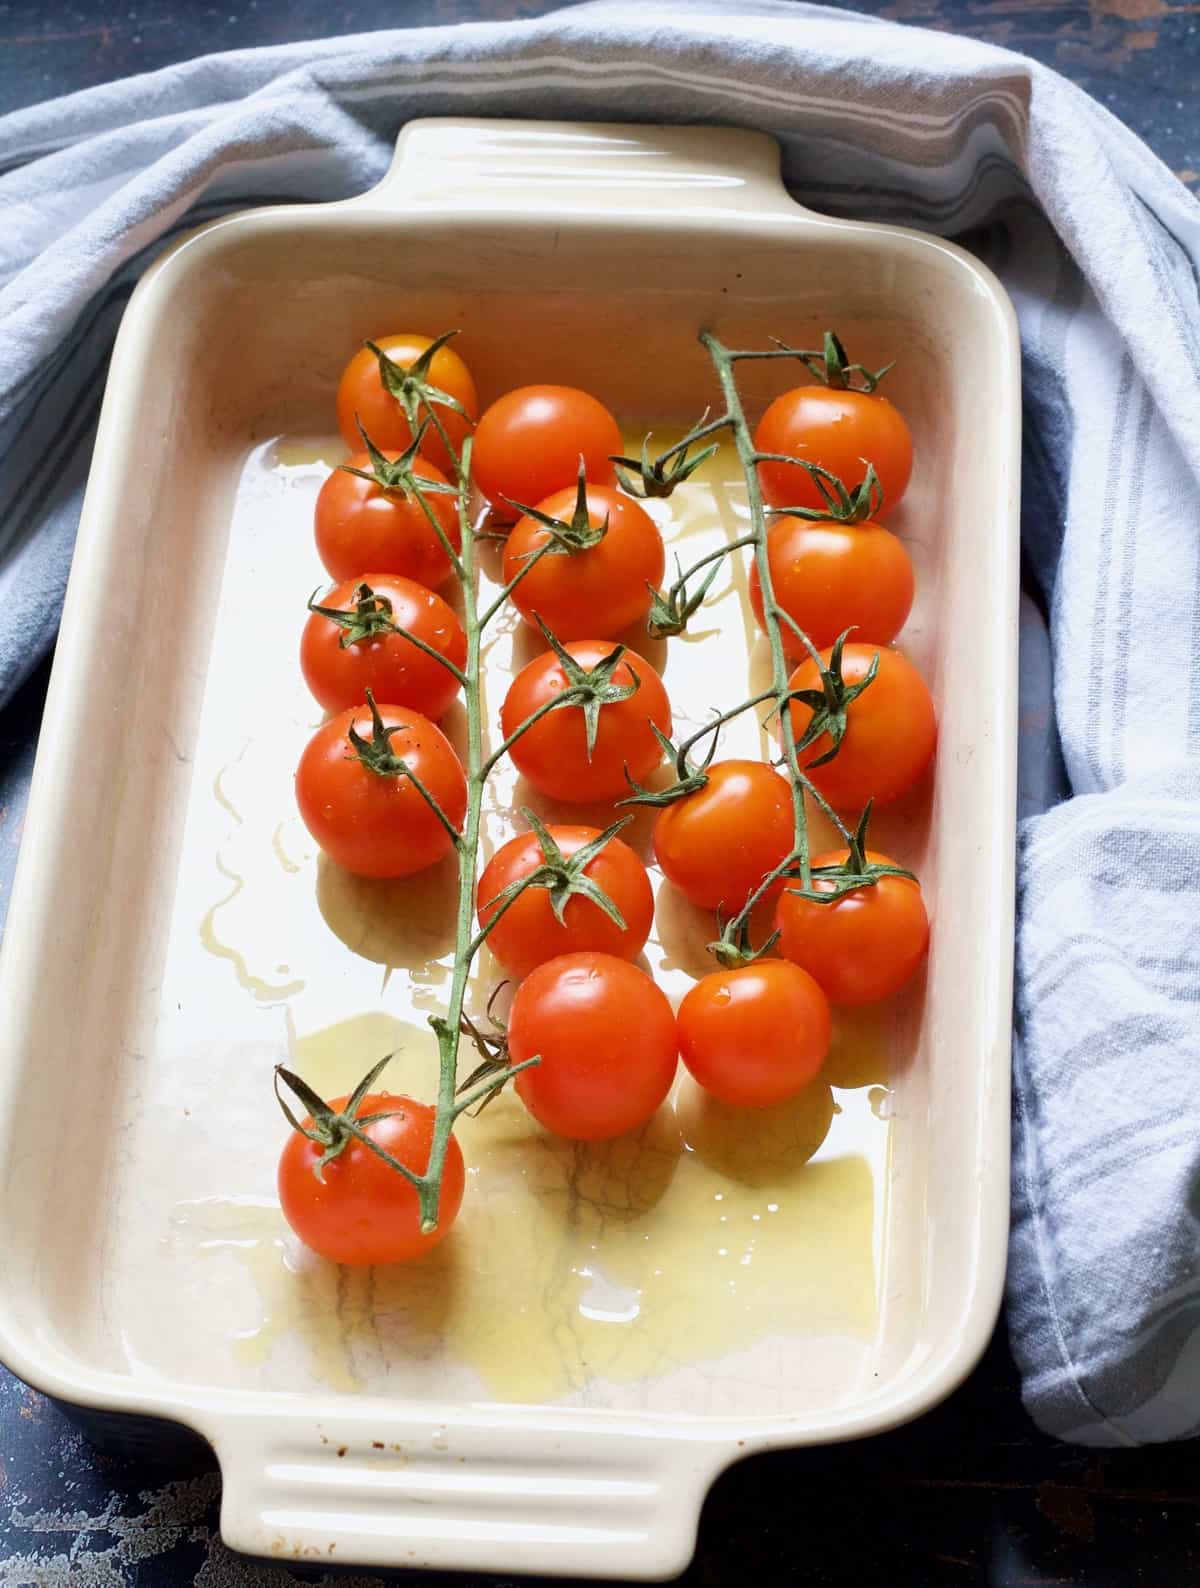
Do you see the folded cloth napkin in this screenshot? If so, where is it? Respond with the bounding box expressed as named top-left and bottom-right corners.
top-left (2, 0), bottom-right (1198, 1444)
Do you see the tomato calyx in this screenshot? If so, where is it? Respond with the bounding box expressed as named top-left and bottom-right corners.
top-left (536, 620), bottom-right (641, 758)
top-left (620, 722), bottom-right (713, 808)
top-left (479, 807), bottom-right (633, 930)
top-left (762, 460), bottom-right (884, 525)
top-left (273, 1054), bottom-right (421, 1187)
top-left (338, 415), bottom-right (458, 501)
top-left (611, 418), bottom-right (722, 500)
top-left (346, 690), bottom-right (464, 842)
top-left (782, 801), bottom-right (918, 905)
top-left (308, 581), bottom-right (402, 648)
top-left (308, 583), bottom-right (468, 680)
top-left (784, 628), bottom-right (880, 770)
top-left (366, 330), bottom-right (473, 443)
top-left (707, 912), bottom-right (782, 971)
top-left (504, 461), bottom-right (608, 556)
top-left (784, 329), bottom-right (894, 394)
top-left (454, 987), bottom-right (513, 1118)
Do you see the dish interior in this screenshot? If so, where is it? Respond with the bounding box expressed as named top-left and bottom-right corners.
top-left (2, 204), bottom-right (1013, 1436)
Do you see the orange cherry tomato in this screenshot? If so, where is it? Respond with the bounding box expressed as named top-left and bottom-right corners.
top-left (775, 849), bottom-right (929, 1005)
top-left (278, 1090), bottom-right (463, 1265)
top-left (508, 952), bottom-right (678, 1140)
top-left (476, 824), bottom-right (653, 980)
top-left (785, 643), bottom-right (935, 809)
top-left (471, 386), bottom-right (621, 519)
top-left (653, 760), bottom-right (794, 912)
top-left (502, 485), bottom-right (665, 640)
top-left (500, 640), bottom-right (672, 803)
top-left (676, 961), bottom-right (831, 1107)
top-left (755, 387), bottom-right (912, 513)
top-left (336, 333), bottom-right (477, 476)
top-left (749, 515), bottom-right (914, 653)
top-left (295, 701), bottom-right (467, 878)
top-left (300, 575), bottom-right (466, 719)
top-left (314, 451), bottom-right (460, 589)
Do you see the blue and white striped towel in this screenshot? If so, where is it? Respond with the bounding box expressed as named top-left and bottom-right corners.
top-left (2, 0), bottom-right (1199, 1444)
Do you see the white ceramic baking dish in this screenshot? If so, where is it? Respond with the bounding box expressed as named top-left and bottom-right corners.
top-left (0, 119), bottom-right (1019, 1579)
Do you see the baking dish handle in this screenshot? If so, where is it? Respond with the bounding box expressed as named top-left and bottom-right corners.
top-left (353, 117), bottom-right (804, 217)
top-left (213, 1415), bottom-right (730, 1578)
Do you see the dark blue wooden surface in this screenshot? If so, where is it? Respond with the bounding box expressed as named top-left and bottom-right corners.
top-left (0, 3), bottom-right (1197, 1584)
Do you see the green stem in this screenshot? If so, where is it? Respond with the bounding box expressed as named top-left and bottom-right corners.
top-left (478, 538), bottom-right (558, 629)
top-left (411, 444), bottom-right (484, 1230)
top-left (699, 332), bottom-right (814, 937)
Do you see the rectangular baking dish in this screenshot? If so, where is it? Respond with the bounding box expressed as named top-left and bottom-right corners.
top-left (0, 119), bottom-right (1019, 1580)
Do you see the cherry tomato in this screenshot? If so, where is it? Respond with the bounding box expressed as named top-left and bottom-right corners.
top-left (502, 485), bottom-right (665, 640)
top-left (775, 849), bottom-right (929, 1005)
top-left (296, 701), bottom-right (467, 877)
top-left (785, 643), bottom-right (935, 808)
top-left (508, 952), bottom-right (678, 1140)
top-left (755, 387), bottom-right (913, 513)
top-left (300, 575), bottom-right (466, 719)
top-left (477, 823), bottom-right (653, 979)
top-left (472, 386), bottom-right (621, 519)
top-left (336, 333), bottom-right (477, 475)
top-left (749, 515), bottom-right (914, 653)
top-left (500, 640), bottom-right (672, 803)
top-left (676, 961), bottom-right (831, 1108)
top-left (314, 451), bottom-right (460, 589)
top-left (653, 760), bottom-right (794, 912)
top-left (278, 1090), bottom-right (463, 1265)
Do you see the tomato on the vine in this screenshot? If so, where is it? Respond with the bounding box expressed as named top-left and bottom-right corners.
top-left (776, 849), bottom-right (929, 1005)
top-left (508, 952), bottom-right (678, 1140)
top-left (295, 698), bottom-right (467, 877)
top-left (500, 640), bottom-right (672, 803)
top-left (278, 1088), bottom-right (463, 1265)
top-left (749, 515), bottom-right (913, 653)
top-left (300, 575), bottom-right (466, 719)
top-left (472, 386), bottom-right (621, 519)
top-left (676, 960), bottom-right (831, 1108)
top-left (653, 760), bottom-right (794, 912)
top-left (785, 643), bottom-right (935, 808)
top-left (502, 484), bottom-right (665, 640)
top-left (314, 451), bottom-right (460, 589)
top-left (756, 387), bottom-right (912, 513)
top-left (476, 823), bottom-right (653, 979)
top-left (336, 333), bottom-right (477, 475)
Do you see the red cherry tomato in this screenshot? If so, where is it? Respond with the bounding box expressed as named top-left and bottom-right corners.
top-left (676, 961), bottom-right (831, 1107)
top-left (508, 952), bottom-right (678, 1140)
top-left (476, 824), bottom-right (653, 980)
top-left (502, 485), bottom-right (664, 640)
top-left (472, 386), bottom-right (621, 520)
top-left (295, 701), bottom-right (467, 877)
top-left (336, 333), bottom-right (477, 475)
top-left (278, 1090), bottom-right (463, 1265)
top-left (775, 848), bottom-right (929, 1005)
top-left (653, 760), bottom-right (794, 912)
top-left (314, 452), bottom-right (460, 589)
top-left (500, 640), bottom-right (672, 803)
top-left (755, 387), bottom-right (912, 513)
top-left (785, 643), bottom-right (935, 809)
top-left (749, 515), bottom-right (914, 653)
top-left (300, 575), bottom-right (466, 719)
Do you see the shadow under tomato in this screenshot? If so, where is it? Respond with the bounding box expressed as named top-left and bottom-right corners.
top-left (315, 850), bottom-right (459, 970)
top-left (483, 1101), bottom-right (685, 1227)
top-left (674, 1075), bottom-right (836, 1189)
top-left (652, 877), bottom-right (718, 980)
top-left (368, 1230), bottom-right (464, 1347)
